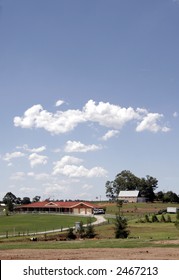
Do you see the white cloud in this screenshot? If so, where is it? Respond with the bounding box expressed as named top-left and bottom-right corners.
top-left (14, 100), bottom-right (170, 135)
top-left (3, 151), bottom-right (25, 161)
top-left (14, 104), bottom-right (85, 134)
top-left (17, 144), bottom-right (46, 153)
top-left (27, 172), bottom-right (50, 180)
top-left (173, 112), bottom-right (178, 118)
top-left (55, 99), bottom-right (65, 107)
top-left (53, 164), bottom-right (107, 178)
top-left (82, 184), bottom-right (94, 190)
top-left (101, 130), bottom-right (119, 141)
top-left (53, 155), bottom-right (107, 178)
top-left (64, 140), bottom-right (102, 153)
top-left (83, 100), bottom-right (139, 129)
top-left (136, 113), bottom-right (170, 133)
top-left (29, 153), bottom-right (48, 168)
top-left (44, 183), bottom-right (68, 198)
top-left (10, 172), bottom-right (26, 181)
top-left (19, 187), bottom-right (36, 193)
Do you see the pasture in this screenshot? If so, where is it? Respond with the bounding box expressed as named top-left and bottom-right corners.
top-left (0, 202), bottom-right (179, 253)
top-left (0, 213), bottom-right (95, 237)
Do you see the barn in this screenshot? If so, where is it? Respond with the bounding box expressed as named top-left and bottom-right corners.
top-left (118, 190), bottom-right (140, 203)
top-left (15, 201), bottom-right (95, 215)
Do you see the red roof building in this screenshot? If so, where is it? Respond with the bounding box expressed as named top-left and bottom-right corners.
top-left (15, 201), bottom-right (96, 215)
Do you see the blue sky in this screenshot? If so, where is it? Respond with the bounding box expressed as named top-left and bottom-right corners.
top-left (0, 0), bottom-right (179, 201)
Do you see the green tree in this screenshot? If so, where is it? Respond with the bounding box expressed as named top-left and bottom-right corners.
top-left (3, 192), bottom-right (17, 204)
top-left (105, 170), bottom-right (158, 202)
top-left (85, 218), bottom-right (96, 238)
top-left (21, 197), bottom-right (31, 204)
top-left (175, 211), bottom-right (179, 230)
top-left (67, 228), bottom-right (76, 240)
top-left (114, 199), bottom-right (129, 238)
top-left (163, 191), bottom-right (179, 203)
top-left (76, 221), bottom-right (85, 238)
top-left (114, 215), bottom-right (130, 238)
top-left (32, 196), bottom-right (41, 203)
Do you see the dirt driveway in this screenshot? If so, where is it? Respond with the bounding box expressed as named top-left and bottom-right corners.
top-left (0, 247), bottom-right (179, 260)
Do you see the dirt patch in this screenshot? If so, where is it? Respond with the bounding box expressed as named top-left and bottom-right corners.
top-left (1, 247), bottom-right (179, 260)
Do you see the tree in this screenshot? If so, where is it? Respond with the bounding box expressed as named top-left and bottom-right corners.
top-left (175, 211), bottom-right (179, 230)
top-left (3, 192), bottom-right (17, 204)
top-left (114, 199), bottom-right (130, 238)
top-left (85, 218), bottom-right (96, 238)
top-left (32, 196), bottom-right (41, 203)
top-left (76, 221), bottom-right (85, 238)
top-left (114, 215), bottom-right (130, 238)
top-left (155, 191), bottom-right (164, 202)
top-left (105, 170), bottom-right (158, 202)
top-left (138, 176), bottom-right (158, 202)
top-left (21, 197), bottom-right (31, 204)
top-left (163, 191), bottom-right (179, 203)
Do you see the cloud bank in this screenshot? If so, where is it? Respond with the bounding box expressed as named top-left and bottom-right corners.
top-left (14, 100), bottom-right (170, 135)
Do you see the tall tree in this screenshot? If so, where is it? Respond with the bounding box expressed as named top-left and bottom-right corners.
top-left (105, 170), bottom-right (158, 202)
top-left (3, 192), bottom-right (17, 204)
top-left (32, 196), bottom-right (41, 203)
top-left (21, 197), bottom-right (31, 204)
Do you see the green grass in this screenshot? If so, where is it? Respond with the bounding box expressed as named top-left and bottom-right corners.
top-left (1, 202), bottom-right (179, 250)
top-left (105, 202), bottom-right (179, 214)
top-left (0, 214), bottom-right (95, 236)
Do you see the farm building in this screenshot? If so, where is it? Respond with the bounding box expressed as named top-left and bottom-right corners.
top-left (167, 207), bottom-right (179, 214)
top-left (118, 190), bottom-right (146, 203)
top-left (15, 201), bottom-right (95, 215)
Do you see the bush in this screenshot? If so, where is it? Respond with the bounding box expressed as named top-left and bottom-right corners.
top-left (160, 214), bottom-right (166, 223)
top-left (166, 214), bottom-right (172, 223)
top-left (151, 214), bottom-right (159, 223)
top-left (144, 214), bottom-right (150, 223)
top-left (114, 215), bottom-right (130, 238)
top-left (85, 218), bottom-right (96, 239)
top-left (67, 228), bottom-right (76, 240)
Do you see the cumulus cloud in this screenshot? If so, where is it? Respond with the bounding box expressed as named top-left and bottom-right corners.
top-left (14, 100), bottom-right (170, 135)
top-left (101, 130), bottom-right (119, 141)
top-left (53, 155), bottom-right (107, 178)
top-left (136, 113), bottom-right (170, 133)
top-left (3, 151), bottom-right (25, 161)
top-left (29, 153), bottom-right (48, 168)
top-left (64, 140), bottom-right (102, 153)
top-left (55, 99), bottom-right (65, 107)
top-left (14, 104), bottom-right (85, 134)
top-left (17, 144), bottom-right (46, 153)
top-left (53, 164), bottom-right (107, 178)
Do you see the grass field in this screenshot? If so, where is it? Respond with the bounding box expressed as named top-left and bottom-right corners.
top-left (0, 202), bottom-right (179, 250)
top-left (0, 214), bottom-right (95, 237)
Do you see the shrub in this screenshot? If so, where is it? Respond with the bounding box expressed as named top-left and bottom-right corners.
top-left (151, 214), bottom-right (159, 223)
top-left (144, 214), bottom-right (150, 223)
top-left (160, 214), bottom-right (166, 223)
top-left (85, 218), bottom-right (96, 239)
top-left (114, 215), bottom-right (130, 238)
top-left (67, 228), bottom-right (76, 240)
top-left (166, 214), bottom-right (172, 223)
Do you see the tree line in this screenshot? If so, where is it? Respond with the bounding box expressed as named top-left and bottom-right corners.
top-left (105, 170), bottom-right (179, 203)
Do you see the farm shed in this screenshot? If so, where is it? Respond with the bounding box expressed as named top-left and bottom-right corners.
top-left (167, 207), bottom-right (179, 214)
top-left (118, 190), bottom-right (141, 203)
top-left (15, 201), bottom-right (95, 215)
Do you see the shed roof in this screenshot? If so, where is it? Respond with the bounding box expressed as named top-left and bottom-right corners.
top-left (118, 190), bottom-right (139, 197)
